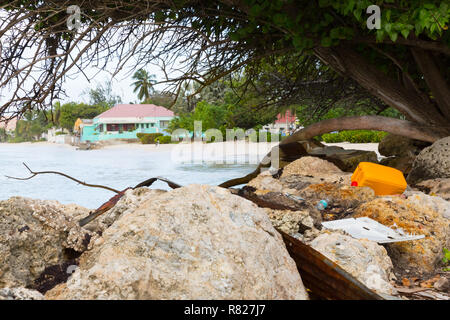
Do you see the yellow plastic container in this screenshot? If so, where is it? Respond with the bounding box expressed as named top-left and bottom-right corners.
top-left (351, 162), bottom-right (407, 195)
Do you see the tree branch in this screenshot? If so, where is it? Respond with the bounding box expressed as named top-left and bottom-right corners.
top-left (6, 162), bottom-right (121, 194)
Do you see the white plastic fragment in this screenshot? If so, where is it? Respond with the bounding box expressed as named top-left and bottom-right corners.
top-left (321, 217), bottom-right (425, 243)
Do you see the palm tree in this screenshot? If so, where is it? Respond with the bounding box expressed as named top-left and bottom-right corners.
top-left (131, 69), bottom-right (156, 102)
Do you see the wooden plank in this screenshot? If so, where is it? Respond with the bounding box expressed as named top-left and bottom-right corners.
top-left (277, 229), bottom-right (383, 300)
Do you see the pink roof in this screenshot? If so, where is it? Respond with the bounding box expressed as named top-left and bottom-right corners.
top-left (95, 104), bottom-right (175, 119)
top-left (275, 110), bottom-right (296, 124)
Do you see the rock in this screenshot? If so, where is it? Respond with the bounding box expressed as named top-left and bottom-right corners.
top-left (354, 197), bottom-right (450, 273)
top-left (46, 185), bottom-right (308, 300)
top-left (0, 287), bottom-right (44, 300)
top-left (379, 156), bottom-right (413, 175)
top-left (264, 208), bottom-right (315, 235)
top-left (407, 136), bottom-right (450, 184)
top-left (309, 147), bottom-right (379, 172)
top-left (378, 134), bottom-right (430, 157)
top-left (86, 187), bottom-right (167, 233)
top-left (433, 277), bottom-right (450, 292)
top-left (297, 139), bottom-right (325, 153)
top-left (415, 178), bottom-right (450, 201)
top-left (310, 232), bottom-right (396, 295)
top-left (298, 183), bottom-right (376, 209)
top-left (247, 170), bottom-right (284, 194)
top-left (404, 191), bottom-right (450, 219)
top-left (328, 150), bottom-right (379, 172)
top-left (280, 173), bottom-right (352, 189)
top-left (0, 197), bottom-right (96, 288)
top-left (281, 156), bottom-right (342, 178)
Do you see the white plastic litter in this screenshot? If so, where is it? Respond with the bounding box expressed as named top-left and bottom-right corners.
top-left (321, 217), bottom-right (425, 243)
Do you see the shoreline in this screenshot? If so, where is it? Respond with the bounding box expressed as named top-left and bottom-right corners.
top-left (0, 140), bottom-right (381, 158)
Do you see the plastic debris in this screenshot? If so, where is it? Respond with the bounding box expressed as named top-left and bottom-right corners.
top-left (316, 199), bottom-right (329, 210)
top-left (351, 162), bottom-right (407, 195)
top-left (321, 217), bottom-right (425, 243)
top-left (284, 193), bottom-right (305, 202)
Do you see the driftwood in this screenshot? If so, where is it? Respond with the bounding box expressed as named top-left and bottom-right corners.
top-left (79, 176), bottom-right (183, 226)
top-left (277, 229), bottom-right (383, 300)
top-left (6, 163), bottom-right (182, 227)
top-left (6, 163), bottom-right (122, 194)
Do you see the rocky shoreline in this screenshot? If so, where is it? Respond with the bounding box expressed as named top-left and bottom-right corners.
top-left (1, 136), bottom-right (449, 300)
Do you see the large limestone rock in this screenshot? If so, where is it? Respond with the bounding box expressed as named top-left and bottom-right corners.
top-left (85, 187), bottom-right (166, 233)
top-left (247, 170), bottom-right (285, 195)
top-left (404, 191), bottom-right (450, 219)
top-left (378, 134), bottom-right (430, 157)
top-left (281, 156), bottom-right (342, 178)
top-left (46, 185), bottom-right (308, 300)
top-left (354, 197), bottom-right (450, 273)
top-left (0, 197), bottom-right (95, 288)
top-left (310, 232), bottom-right (396, 296)
top-left (407, 136), bottom-right (450, 184)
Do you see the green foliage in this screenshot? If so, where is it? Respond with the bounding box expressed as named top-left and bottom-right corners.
top-left (85, 81), bottom-right (122, 109)
top-left (137, 132), bottom-right (163, 144)
top-left (58, 102), bottom-right (108, 132)
top-left (0, 128), bottom-right (8, 142)
top-left (443, 248), bottom-right (450, 264)
top-left (296, 105), bottom-right (404, 127)
top-left (12, 111), bottom-right (48, 142)
top-left (132, 69), bottom-right (156, 102)
top-left (321, 130), bottom-right (388, 143)
top-left (155, 135), bottom-right (173, 144)
top-left (225, 0), bottom-right (449, 49)
top-left (144, 92), bottom-right (175, 108)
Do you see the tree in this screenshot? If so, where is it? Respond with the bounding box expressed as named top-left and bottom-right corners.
top-left (59, 102), bottom-right (108, 131)
top-left (0, 1), bottom-right (449, 142)
top-left (144, 91), bottom-right (176, 108)
top-left (132, 69), bottom-right (156, 102)
top-left (85, 81), bottom-right (122, 109)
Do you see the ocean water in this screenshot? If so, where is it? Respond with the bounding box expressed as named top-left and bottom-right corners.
top-left (0, 143), bottom-right (265, 209)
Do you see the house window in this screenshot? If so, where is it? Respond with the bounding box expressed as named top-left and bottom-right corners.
top-left (106, 124), bottom-right (120, 131)
top-left (150, 123), bottom-right (155, 127)
top-left (146, 123), bottom-right (149, 129)
top-left (160, 120), bottom-right (169, 128)
top-left (123, 124), bottom-right (135, 131)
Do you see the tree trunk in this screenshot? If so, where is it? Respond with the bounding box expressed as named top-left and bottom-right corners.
top-left (313, 46), bottom-right (449, 127)
top-left (281, 115), bottom-right (448, 145)
top-left (411, 48), bottom-right (450, 120)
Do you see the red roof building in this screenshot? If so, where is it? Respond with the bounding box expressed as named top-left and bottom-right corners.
top-left (274, 110), bottom-right (296, 124)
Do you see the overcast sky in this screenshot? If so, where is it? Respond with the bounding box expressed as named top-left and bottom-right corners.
top-left (59, 61), bottom-right (167, 105)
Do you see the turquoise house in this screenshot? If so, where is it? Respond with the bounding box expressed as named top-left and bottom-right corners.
top-left (79, 104), bottom-right (175, 142)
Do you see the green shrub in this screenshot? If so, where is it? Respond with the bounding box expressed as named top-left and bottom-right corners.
top-left (55, 131), bottom-right (65, 136)
top-left (321, 130), bottom-right (388, 143)
top-left (137, 133), bottom-right (163, 144)
top-left (155, 135), bottom-right (173, 144)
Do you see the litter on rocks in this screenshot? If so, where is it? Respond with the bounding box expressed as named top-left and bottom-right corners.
top-left (351, 162), bottom-right (407, 195)
top-left (322, 217), bottom-right (425, 243)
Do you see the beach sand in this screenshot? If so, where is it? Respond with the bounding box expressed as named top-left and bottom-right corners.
top-left (0, 140), bottom-right (380, 158)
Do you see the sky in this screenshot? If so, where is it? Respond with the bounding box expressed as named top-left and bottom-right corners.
top-left (58, 61), bottom-right (167, 105)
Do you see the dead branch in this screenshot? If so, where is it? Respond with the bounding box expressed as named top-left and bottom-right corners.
top-left (6, 162), bottom-right (121, 194)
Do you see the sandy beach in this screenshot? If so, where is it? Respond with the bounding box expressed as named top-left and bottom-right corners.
top-left (0, 140), bottom-right (380, 156)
